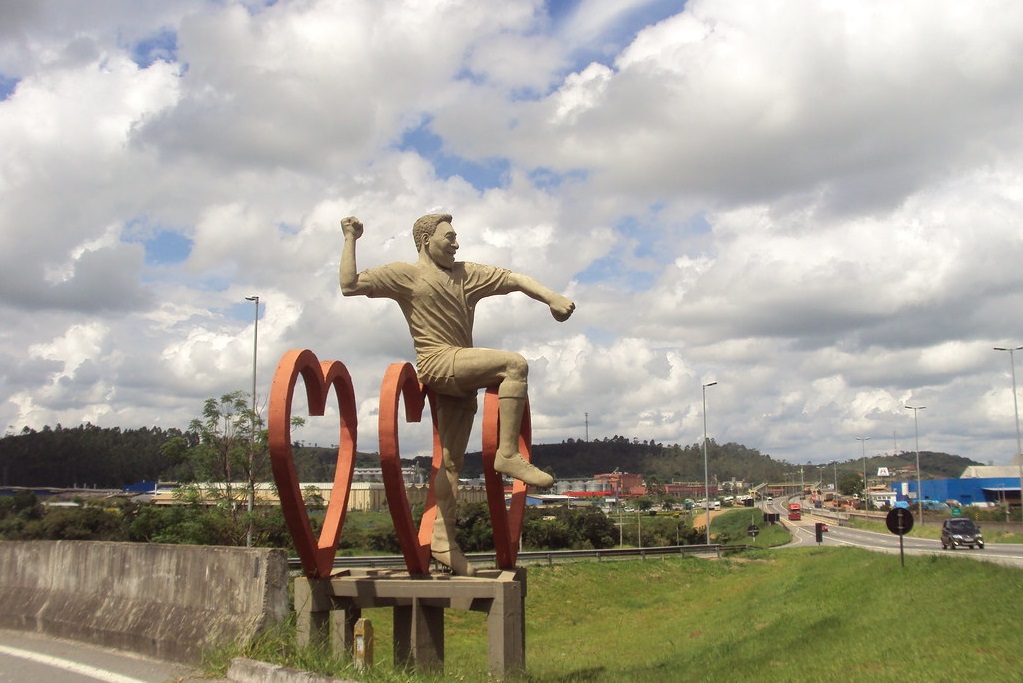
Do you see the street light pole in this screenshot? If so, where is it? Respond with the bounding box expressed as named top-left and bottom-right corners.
top-left (857, 436), bottom-right (870, 512)
top-left (244, 295), bottom-right (259, 547)
top-left (906, 405), bottom-right (926, 523)
top-left (702, 381), bottom-right (717, 545)
top-left (994, 345), bottom-right (1023, 523)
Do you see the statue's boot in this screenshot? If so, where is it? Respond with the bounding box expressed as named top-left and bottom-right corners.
top-left (493, 385), bottom-right (555, 488)
top-left (494, 451), bottom-right (554, 487)
top-left (431, 487), bottom-right (475, 576)
top-left (431, 484), bottom-right (478, 576)
top-left (431, 544), bottom-right (476, 577)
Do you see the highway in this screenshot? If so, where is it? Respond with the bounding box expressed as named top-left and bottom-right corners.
top-left (0, 630), bottom-right (200, 683)
top-left (769, 496), bottom-right (1023, 569)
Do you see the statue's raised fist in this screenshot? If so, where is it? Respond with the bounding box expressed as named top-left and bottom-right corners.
top-left (341, 216), bottom-right (364, 240)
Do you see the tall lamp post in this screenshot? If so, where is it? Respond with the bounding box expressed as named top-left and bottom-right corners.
top-left (994, 345), bottom-right (1023, 522)
top-left (702, 381), bottom-right (717, 545)
top-left (244, 295), bottom-right (260, 547)
top-left (906, 405), bottom-right (926, 522)
top-left (857, 436), bottom-right (870, 512)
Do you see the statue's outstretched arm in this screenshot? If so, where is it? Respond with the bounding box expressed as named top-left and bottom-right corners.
top-left (508, 272), bottom-right (575, 322)
top-left (339, 216), bottom-right (370, 296)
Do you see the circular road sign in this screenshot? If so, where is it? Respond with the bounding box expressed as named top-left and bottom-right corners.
top-left (885, 507), bottom-right (914, 535)
top-left (747, 524), bottom-right (760, 537)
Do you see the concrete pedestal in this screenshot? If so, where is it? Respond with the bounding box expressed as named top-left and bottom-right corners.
top-left (294, 568), bottom-right (526, 679)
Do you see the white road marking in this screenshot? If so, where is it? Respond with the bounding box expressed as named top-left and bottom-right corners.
top-left (0, 643), bottom-right (150, 683)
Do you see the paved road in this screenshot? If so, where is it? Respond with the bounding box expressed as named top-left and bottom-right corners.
top-left (0, 630), bottom-right (202, 683)
top-left (769, 497), bottom-right (1023, 569)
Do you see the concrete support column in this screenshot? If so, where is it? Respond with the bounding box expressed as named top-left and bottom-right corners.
top-left (292, 569), bottom-right (526, 679)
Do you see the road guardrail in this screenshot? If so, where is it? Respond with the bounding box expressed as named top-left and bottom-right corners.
top-left (287, 543), bottom-right (753, 572)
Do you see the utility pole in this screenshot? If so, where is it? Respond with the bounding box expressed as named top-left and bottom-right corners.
top-left (244, 295), bottom-right (259, 547)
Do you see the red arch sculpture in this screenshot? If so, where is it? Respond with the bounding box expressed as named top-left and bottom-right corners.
top-left (269, 351), bottom-right (533, 577)
top-left (377, 362), bottom-right (436, 575)
top-left (268, 349), bottom-right (358, 579)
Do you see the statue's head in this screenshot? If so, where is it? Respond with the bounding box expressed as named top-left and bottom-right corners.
top-left (413, 213), bottom-right (458, 269)
top-left (412, 213), bottom-right (453, 252)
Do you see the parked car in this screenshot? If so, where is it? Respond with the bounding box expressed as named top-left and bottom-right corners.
top-left (940, 518), bottom-right (984, 550)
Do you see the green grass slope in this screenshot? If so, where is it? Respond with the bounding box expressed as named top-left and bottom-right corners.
top-left (233, 547), bottom-right (1020, 682)
top-left (495, 549), bottom-right (1018, 682)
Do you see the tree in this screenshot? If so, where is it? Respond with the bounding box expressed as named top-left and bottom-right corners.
top-left (566, 507), bottom-right (617, 548)
top-left (161, 391), bottom-right (269, 546)
top-left (838, 472), bottom-right (864, 497)
top-left (303, 484), bottom-right (326, 510)
top-left (0, 491), bottom-right (45, 539)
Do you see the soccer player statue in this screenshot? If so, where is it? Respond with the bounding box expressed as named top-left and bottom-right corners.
top-left (340, 214), bottom-right (575, 575)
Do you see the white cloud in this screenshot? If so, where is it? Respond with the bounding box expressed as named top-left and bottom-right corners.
top-left (2, 0), bottom-right (1023, 472)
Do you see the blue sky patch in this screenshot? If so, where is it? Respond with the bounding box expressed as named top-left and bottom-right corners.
top-left (130, 29), bottom-right (178, 68)
top-left (549, 0), bottom-right (683, 75)
top-left (399, 122), bottom-right (510, 191)
top-left (0, 74), bottom-right (19, 100)
top-left (575, 212), bottom-right (694, 290)
top-left (546, 0), bottom-right (580, 22)
top-left (529, 166), bottom-right (589, 190)
top-left (140, 231), bottom-right (192, 266)
top-left (230, 298), bottom-right (264, 323)
top-left (576, 252), bottom-right (658, 291)
top-left (687, 211), bottom-right (712, 235)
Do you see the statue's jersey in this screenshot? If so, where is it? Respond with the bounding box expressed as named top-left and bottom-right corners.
top-left (360, 260), bottom-right (514, 383)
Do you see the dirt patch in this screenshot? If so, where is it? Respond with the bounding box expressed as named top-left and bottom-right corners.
top-left (690, 509), bottom-right (726, 530)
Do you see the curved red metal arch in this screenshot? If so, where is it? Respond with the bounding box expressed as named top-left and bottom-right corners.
top-left (268, 349), bottom-right (358, 579)
top-left (269, 351), bottom-right (532, 577)
top-left (377, 362), bottom-right (436, 575)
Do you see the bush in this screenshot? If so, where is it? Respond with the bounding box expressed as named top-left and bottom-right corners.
top-left (519, 506), bottom-right (621, 550)
top-left (40, 506), bottom-right (123, 541)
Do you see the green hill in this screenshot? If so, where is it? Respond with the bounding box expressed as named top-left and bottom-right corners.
top-left (414, 437), bottom-right (982, 485)
top-left (0, 424), bottom-right (983, 488)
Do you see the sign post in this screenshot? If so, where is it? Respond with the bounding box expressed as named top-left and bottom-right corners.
top-left (885, 507), bottom-right (914, 568)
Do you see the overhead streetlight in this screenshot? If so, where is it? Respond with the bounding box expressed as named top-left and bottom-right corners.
top-left (702, 381), bottom-right (717, 546)
top-left (994, 345), bottom-right (1023, 523)
top-left (857, 437), bottom-right (870, 512)
top-left (245, 295), bottom-right (260, 547)
top-left (905, 405), bottom-right (926, 523)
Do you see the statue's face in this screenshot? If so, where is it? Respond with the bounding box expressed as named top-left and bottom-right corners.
top-left (426, 221), bottom-right (458, 269)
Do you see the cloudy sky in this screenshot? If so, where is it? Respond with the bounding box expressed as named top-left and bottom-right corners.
top-left (3, 0), bottom-right (1023, 473)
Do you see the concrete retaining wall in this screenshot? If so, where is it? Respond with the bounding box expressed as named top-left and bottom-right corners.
top-left (0, 541), bottom-right (289, 664)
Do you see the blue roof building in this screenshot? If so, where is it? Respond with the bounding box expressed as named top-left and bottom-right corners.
top-left (890, 465), bottom-right (1021, 507)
